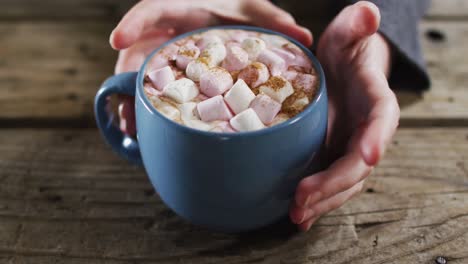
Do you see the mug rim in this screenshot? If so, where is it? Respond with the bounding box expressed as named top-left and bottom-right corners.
top-left (137, 25), bottom-right (326, 137)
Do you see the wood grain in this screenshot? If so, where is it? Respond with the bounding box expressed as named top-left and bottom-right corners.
top-left (0, 21), bottom-right (117, 126)
top-left (0, 0), bottom-right (136, 20)
top-left (0, 128), bottom-right (467, 263)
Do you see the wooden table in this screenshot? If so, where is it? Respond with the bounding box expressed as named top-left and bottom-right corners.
top-left (1, 1), bottom-right (467, 263)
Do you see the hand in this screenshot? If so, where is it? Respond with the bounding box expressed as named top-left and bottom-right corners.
top-left (289, 1), bottom-right (400, 231)
top-left (110, 0), bottom-right (313, 136)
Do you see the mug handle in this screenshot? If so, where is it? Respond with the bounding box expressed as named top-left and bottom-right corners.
top-left (94, 72), bottom-right (142, 165)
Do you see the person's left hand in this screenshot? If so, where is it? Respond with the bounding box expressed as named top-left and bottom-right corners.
top-left (289, 1), bottom-right (400, 231)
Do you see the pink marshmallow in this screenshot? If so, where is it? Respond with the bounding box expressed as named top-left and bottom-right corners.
top-left (250, 94), bottom-right (281, 125)
top-left (196, 35), bottom-right (223, 50)
top-left (237, 62), bottom-right (270, 88)
top-left (292, 73), bottom-right (317, 94)
top-left (144, 83), bottom-right (162, 97)
top-left (230, 30), bottom-right (249, 43)
top-left (176, 42), bottom-right (200, 70)
top-left (282, 43), bottom-right (312, 70)
top-left (199, 67), bottom-right (234, 97)
top-left (282, 70), bottom-right (299, 82)
top-left (147, 66), bottom-right (175, 91)
top-left (222, 46), bottom-right (249, 72)
top-left (257, 49), bottom-right (286, 76)
top-left (271, 47), bottom-right (295, 62)
top-left (197, 95), bottom-right (233, 122)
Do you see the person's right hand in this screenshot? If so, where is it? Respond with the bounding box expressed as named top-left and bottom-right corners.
top-left (110, 0), bottom-right (313, 136)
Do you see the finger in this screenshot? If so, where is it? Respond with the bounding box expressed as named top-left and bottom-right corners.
top-left (115, 34), bottom-right (171, 74)
top-left (323, 1), bottom-right (380, 51)
top-left (118, 96), bottom-right (136, 136)
top-left (295, 181), bottom-right (365, 231)
top-left (241, 0), bottom-right (313, 46)
top-left (359, 75), bottom-right (400, 165)
top-left (111, 0), bottom-right (198, 50)
top-left (295, 148), bottom-right (372, 208)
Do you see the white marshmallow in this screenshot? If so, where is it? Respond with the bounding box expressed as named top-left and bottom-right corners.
top-left (230, 108), bottom-right (265, 132)
top-left (186, 58), bottom-right (210, 82)
top-left (162, 78), bottom-right (199, 103)
top-left (260, 34), bottom-right (288, 48)
top-left (241, 37), bottom-right (266, 60)
top-left (292, 96), bottom-right (310, 109)
top-left (258, 76), bottom-right (294, 103)
top-left (178, 102), bottom-right (200, 123)
top-left (150, 96), bottom-right (181, 121)
top-left (201, 42), bottom-right (226, 66)
top-left (224, 79), bottom-right (256, 114)
top-left (185, 119), bottom-right (214, 131)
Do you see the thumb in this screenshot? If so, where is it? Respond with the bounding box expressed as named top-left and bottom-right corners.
top-left (322, 1), bottom-right (380, 51)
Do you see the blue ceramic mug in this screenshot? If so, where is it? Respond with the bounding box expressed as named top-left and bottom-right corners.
top-left (94, 26), bottom-right (327, 232)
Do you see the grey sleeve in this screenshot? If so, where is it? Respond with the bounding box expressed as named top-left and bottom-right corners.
top-left (347, 0), bottom-right (431, 90)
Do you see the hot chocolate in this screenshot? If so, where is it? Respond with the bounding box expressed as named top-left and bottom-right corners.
top-left (144, 29), bottom-right (318, 132)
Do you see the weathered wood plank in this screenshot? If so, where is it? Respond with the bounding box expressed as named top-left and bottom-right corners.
top-left (0, 21), bottom-right (117, 126)
top-left (1, 0), bottom-right (465, 21)
top-left (0, 0), bottom-right (136, 20)
top-left (427, 0), bottom-right (468, 19)
top-left (0, 128), bottom-right (467, 263)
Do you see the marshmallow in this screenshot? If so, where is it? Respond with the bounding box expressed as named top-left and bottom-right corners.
top-left (230, 108), bottom-right (265, 132)
top-left (197, 95), bottom-right (233, 122)
top-left (176, 42), bottom-right (200, 70)
top-left (150, 96), bottom-right (181, 122)
top-left (241, 37), bottom-right (266, 60)
top-left (230, 30), bottom-right (249, 43)
top-left (237, 62), bottom-right (270, 88)
top-left (282, 43), bottom-right (312, 70)
top-left (282, 70), bottom-right (298, 82)
top-left (185, 119), bottom-right (215, 131)
top-left (201, 42), bottom-right (226, 66)
top-left (222, 46), bottom-right (249, 72)
top-left (194, 93), bottom-right (209, 103)
top-left (260, 34), bottom-right (288, 48)
top-left (282, 93), bottom-right (310, 117)
top-left (271, 47), bottom-right (295, 62)
top-left (196, 35), bottom-right (223, 50)
top-left (292, 73), bottom-right (317, 94)
top-left (144, 83), bottom-right (162, 97)
top-left (162, 78), bottom-right (199, 103)
top-left (224, 79), bottom-right (256, 114)
top-left (271, 113), bottom-right (289, 126)
top-left (210, 121), bottom-right (236, 133)
top-left (186, 58), bottom-right (210, 82)
top-left (199, 67), bottom-right (233, 97)
top-left (258, 76), bottom-right (294, 103)
top-left (257, 49), bottom-right (286, 76)
top-left (178, 102), bottom-right (200, 123)
top-left (250, 94), bottom-right (282, 125)
top-left (147, 66), bottom-right (175, 91)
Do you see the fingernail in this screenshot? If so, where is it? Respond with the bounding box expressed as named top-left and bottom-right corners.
top-left (298, 211), bottom-right (306, 223)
